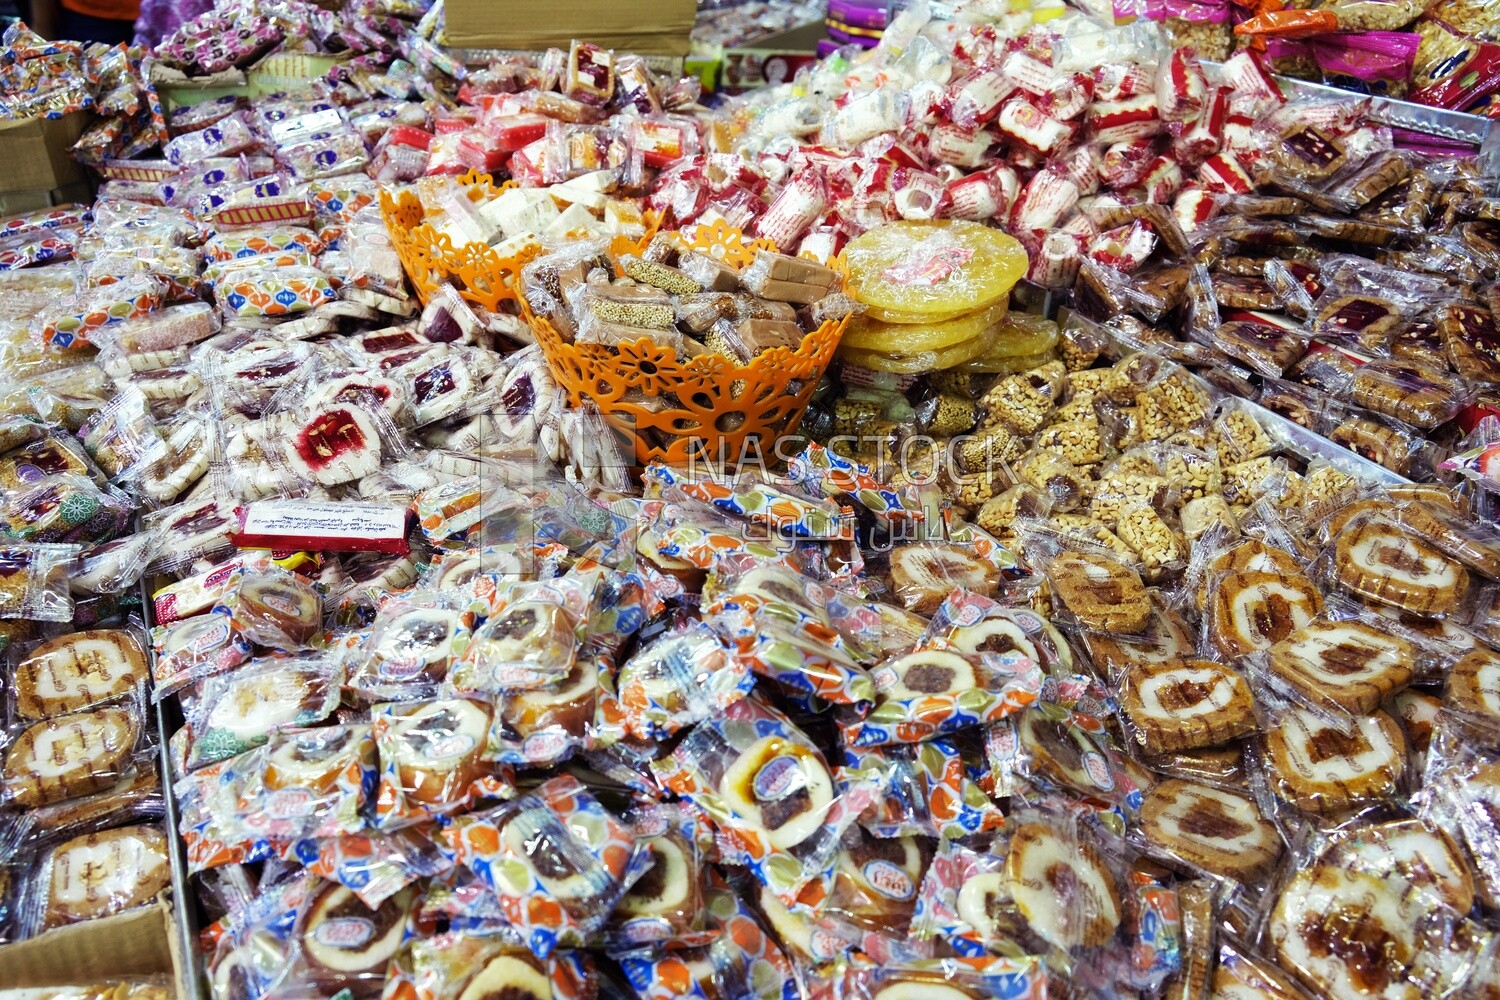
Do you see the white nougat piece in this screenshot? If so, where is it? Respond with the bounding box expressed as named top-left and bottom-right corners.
top-left (545, 202), bottom-right (599, 238)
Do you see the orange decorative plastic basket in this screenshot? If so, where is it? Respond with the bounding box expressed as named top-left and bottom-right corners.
top-left (380, 174), bottom-right (851, 467)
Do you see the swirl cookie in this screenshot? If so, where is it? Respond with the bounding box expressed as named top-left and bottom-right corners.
top-left (831, 835), bottom-right (927, 932)
top-left (1210, 570), bottom-right (1322, 659)
top-left (357, 605), bottom-right (465, 693)
top-left (1323, 818), bottom-right (1475, 915)
top-left (1271, 865), bottom-right (1454, 1000)
top-left (1198, 539), bottom-right (1303, 612)
top-left (946, 607), bottom-right (1074, 674)
top-left (44, 824), bottom-right (170, 929)
top-left (383, 699), bottom-right (490, 807)
top-left (455, 954), bottom-right (553, 1000)
top-left (264, 726), bottom-right (369, 795)
top-left (1334, 522), bottom-right (1469, 616)
top-left (1139, 779), bottom-right (1281, 883)
top-left (1082, 598), bottom-right (1195, 680)
top-left (1269, 621), bottom-right (1415, 715)
top-left (14, 629), bottom-right (147, 719)
top-left (1265, 709), bottom-right (1406, 814)
top-left (1004, 822), bottom-right (1122, 951)
top-left (1447, 648), bottom-right (1500, 722)
top-left (1016, 709), bottom-right (1115, 797)
top-left (719, 735), bottom-right (836, 852)
top-left (1050, 550), bottom-right (1152, 633)
top-left (869, 977), bottom-right (987, 1000)
top-left (1121, 659), bottom-right (1256, 753)
top-left (954, 869), bottom-right (1026, 948)
top-left (617, 831), bottom-right (698, 925)
top-left (889, 543), bottom-right (1000, 613)
top-left (234, 574), bottom-right (323, 647)
top-left (4, 706), bottom-right (141, 807)
top-left (880, 650), bottom-right (980, 700)
top-left (502, 659), bottom-right (598, 737)
top-left (300, 883), bottom-right (411, 996)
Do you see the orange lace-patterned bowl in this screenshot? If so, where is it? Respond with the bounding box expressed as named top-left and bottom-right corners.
top-left (380, 173), bottom-right (850, 467)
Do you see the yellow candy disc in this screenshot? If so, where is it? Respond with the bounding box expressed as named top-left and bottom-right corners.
top-left (845, 220), bottom-right (1029, 325)
top-left (840, 301), bottom-right (1010, 354)
top-left (839, 326), bottom-right (995, 374)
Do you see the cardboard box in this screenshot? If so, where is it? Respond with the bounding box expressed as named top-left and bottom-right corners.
top-left (720, 21), bottom-right (824, 91)
top-left (0, 902), bottom-right (180, 991)
top-left (0, 113), bottom-right (89, 195)
top-left (443, 0), bottom-right (697, 56)
top-left (0, 181), bottom-right (94, 217)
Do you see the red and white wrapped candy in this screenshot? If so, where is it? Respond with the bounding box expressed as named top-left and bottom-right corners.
top-left (945, 172), bottom-right (999, 220)
top-left (1011, 166), bottom-right (1079, 231)
top-left (1137, 155), bottom-right (1185, 203)
top-left (1031, 231), bottom-right (1083, 289)
top-left (1198, 152), bottom-right (1254, 194)
top-left (1171, 86), bottom-right (1229, 167)
top-left (1059, 145), bottom-right (1102, 198)
top-left (1173, 185), bottom-right (1218, 232)
top-left (1100, 137), bottom-right (1156, 190)
top-left (1094, 63), bottom-right (1154, 102)
top-left (995, 98), bottom-right (1074, 158)
top-left (1156, 48), bottom-right (1207, 124)
top-left (929, 124), bottom-right (994, 169)
top-left (893, 169), bottom-right (946, 220)
top-left (1001, 50), bottom-right (1060, 98)
top-left (827, 89), bottom-right (910, 148)
top-left (754, 167), bottom-right (828, 246)
top-left (1088, 94), bottom-right (1162, 144)
top-left (948, 68), bottom-right (1016, 129)
top-left (1089, 222), bottom-right (1156, 272)
top-left (1038, 73), bottom-right (1094, 122)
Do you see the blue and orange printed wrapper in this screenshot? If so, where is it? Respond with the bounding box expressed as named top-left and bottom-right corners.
top-left (384, 931), bottom-right (594, 1000)
top-left (644, 461), bottom-right (854, 541)
top-left (176, 723), bottom-right (375, 875)
top-left (844, 738), bottom-right (1005, 841)
top-left (651, 697), bottom-right (887, 907)
top-left (219, 266), bottom-right (337, 318)
top-left (841, 650), bottom-right (1043, 748)
top-left (38, 273), bottom-right (166, 349)
top-left (784, 442), bottom-right (925, 528)
top-left (304, 826), bottom-right (455, 909)
top-left (441, 774), bottom-right (649, 957)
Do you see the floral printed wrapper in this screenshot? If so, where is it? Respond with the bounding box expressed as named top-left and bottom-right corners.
top-left (841, 650), bottom-right (1043, 748)
top-left (440, 774), bottom-right (649, 957)
top-left (844, 738), bottom-right (1006, 841)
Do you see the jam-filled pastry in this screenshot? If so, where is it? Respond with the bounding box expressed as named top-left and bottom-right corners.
top-left (455, 953), bottom-right (553, 1000)
top-left (830, 834), bottom-right (927, 932)
top-left (234, 573), bottom-right (323, 647)
top-left (1197, 539), bottom-right (1303, 611)
top-left (1139, 779), bottom-right (1281, 883)
top-left (946, 607), bottom-right (1074, 674)
top-left (1334, 522), bottom-right (1469, 616)
top-left (616, 831), bottom-right (698, 924)
top-left (889, 543), bottom-right (1000, 613)
top-left (1271, 865), bottom-right (1462, 1000)
top-left (1265, 709), bottom-right (1406, 815)
top-left (1121, 659), bottom-right (1257, 753)
top-left (1268, 621), bottom-right (1414, 715)
top-left (1082, 597), bottom-right (1194, 680)
top-left (1215, 933), bottom-right (1326, 1000)
top-left (498, 803), bottom-right (623, 921)
top-left (360, 605), bottom-right (464, 691)
top-left (1015, 709), bottom-right (1114, 797)
top-left (1323, 818), bottom-right (1475, 915)
top-left (879, 650), bottom-right (980, 700)
top-left (462, 600), bottom-right (577, 688)
top-left (1004, 822), bottom-right (1122, 951)
top-left (1209, 570), bottom-right (1322, 659)
top-left (955, 869), bottom-right (1027, 947)
top-left (300, 883), bottom-right (412, 995)
top-left (4, 706), bottom-right (140, 807)
top-left (14, 628), bottom-right (147, 719)
top-left (501, 658), bottom-right (597, 736)
top-left (719, 735), bottom-right (836, 851)
top-left (1050, 550), bottom-right (1152, 633)
top-left (730, 563), bottom-right (823, 617)
top-left (286, 405), bottom-right (384, 488)
top-left (263, 726), bottom-right (370, 795)
top-left (1447, 648), bottom-right (1500, 722)
top-left (44, 824), bottom-right (170, 929)
top-left (384, 699), bottom-right (490, 807)
top-left (211, 931), bottom-right (283, 1000)
top-left (870, 977), bottom-right (986, 1000)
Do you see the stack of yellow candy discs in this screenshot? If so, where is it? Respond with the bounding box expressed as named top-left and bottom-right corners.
top-left (839, 220), bottom-right (1058, 374)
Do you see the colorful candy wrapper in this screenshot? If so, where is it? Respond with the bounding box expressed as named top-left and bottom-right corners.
top-left (450, 575), bottom-right (593, 694)
top-left (845, 738), bottom-right (1005, 841)
top-left (218, 266), bottom-right (336, 319)
top-left (651, 697), bottom-right (885, 906)
top-left (202, 226), bottom-right (324, 263)
top-left (0, 226), bottom-right (83, 271)
top-left (643, 462), bottom-right (852, 540)
top-left (441, 774), bottom-right (649, 957)
top-left (642, 500), bottom-right (799, 571)
top-left (385, 932), bottom-right (592, 1000)
top-left (837, 955), bottom-right (1048, 1000)
top-left (616, 618), bottom-right (753, 741)
top-left (784, 442), bottom-right (925, 528)
top-left (703, 556), bottom-right (879, 706)
top-left (37, 273), bottom-right (166, 350)
top-left (176, 724), bottom-right (375, 874)
top-left (842, 647), bottom-right (1043, 748)
top-left (345, 589), bottom-right (473, 704)
top-left (304, 826), bottom-right (454, 910)
top-left (150, 608), bottom-right (253, 697)
top-left (373, 698), bottom-right (494, 828)
top-left (0, 204), bottom-right (90, 239)
top-left (617, 877), bottom-right (800, 1000)
top-left (607, 803), bottom-right (708, 948)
